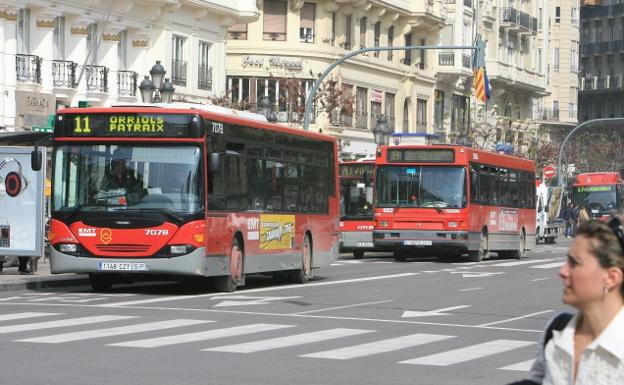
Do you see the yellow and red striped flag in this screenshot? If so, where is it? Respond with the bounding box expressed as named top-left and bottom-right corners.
top-left (474, 68), bottom-right (487, 103)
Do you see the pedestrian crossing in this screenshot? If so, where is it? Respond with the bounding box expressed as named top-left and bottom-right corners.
top-left (0, 311), bottom-right (537, 372)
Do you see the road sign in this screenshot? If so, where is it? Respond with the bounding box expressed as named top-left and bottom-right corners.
top-left (543, 165), bottom-right (556, 179)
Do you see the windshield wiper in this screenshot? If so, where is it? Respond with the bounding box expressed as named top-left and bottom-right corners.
top-left (135, 208), bottom-right (185, 223)
top-left (63, 204), bottom-right (100, 223)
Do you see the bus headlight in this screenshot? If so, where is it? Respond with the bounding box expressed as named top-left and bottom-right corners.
top-left (59, 244), bottom-right (77, 253)
top-left (170, 245), bottom-right (187, 255)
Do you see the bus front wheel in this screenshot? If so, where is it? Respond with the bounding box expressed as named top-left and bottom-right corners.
top-left (289, 235), bottom-right (313, 283)
top-left (214, 237), bottom-right (243, 292)
top-left (469, 233), bottom-right (489, 262)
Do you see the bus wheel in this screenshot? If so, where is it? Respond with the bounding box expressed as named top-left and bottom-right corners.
top-left (214, 238), bottom-right (243, 292)
top-left (353, 250), bottom-right (364, 259)
top-left (511, 232), bottom-right (527, 259)
top-left (469, 233), bottom-right (489, 262)
top-left (289, 235), bottom-right (313, 283)
top-left (89, 273), bottom-right (113, 292)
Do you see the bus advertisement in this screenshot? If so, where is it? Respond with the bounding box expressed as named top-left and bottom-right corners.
top-left (373, 145), bottom-right (536, 262)
top-left (572, 172), bottom-right (624, 220)
top-left (339, 160), bottom-right (375, 259)
top-left (48, 104), bottom-right (339, 291)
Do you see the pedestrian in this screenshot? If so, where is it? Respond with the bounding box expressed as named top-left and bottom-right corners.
top-left (508, 217), bottom-right (624, 385)
top-left (562, 203), bottom-right (575, 238)
top-left (578, 204), bottom-right (591, 225)
top-left (17, 256), bottom-right (32, 274)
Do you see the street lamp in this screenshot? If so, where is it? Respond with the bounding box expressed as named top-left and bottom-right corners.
top-left (257, 95), bottom-right (277, 122)
top-left (372, 115), bottom-right (392, 146)
top-left (138, 61), bottom-right (175, 103)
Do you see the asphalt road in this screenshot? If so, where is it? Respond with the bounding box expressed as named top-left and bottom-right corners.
top-left (0, 239), bottom-right (573, 385)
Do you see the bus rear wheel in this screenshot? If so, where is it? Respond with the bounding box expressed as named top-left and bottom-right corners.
top-left (214, 238), bottom-right (243, 292)
top-left (89, 273), bottom-right (113, 292)
top-left (510, 232), bottom-right (527, 259)
top-left (289, 235), bottom-right (313, 283)
top-left (469, 233), bottom-right (489, 262)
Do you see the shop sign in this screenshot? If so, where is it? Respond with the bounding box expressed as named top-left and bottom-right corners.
top-left (15, 91), bottom-right (56, 129)
top-left (241, 56), bottom-right (303, 71)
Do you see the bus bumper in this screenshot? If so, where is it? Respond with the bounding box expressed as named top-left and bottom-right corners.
top-left (372, 230), bottom-right (480, 254)
top-left (49, 247), bottom-right (229, 277)
top-left (339, 231), bottom-right (374, 251)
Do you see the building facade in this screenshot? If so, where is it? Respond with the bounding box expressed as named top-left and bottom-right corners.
top-left (578, 0), bottom-right (624, 122)
top-left (0, 0), bottom-right (259, 131)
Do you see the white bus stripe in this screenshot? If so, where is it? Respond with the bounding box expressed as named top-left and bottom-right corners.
top-left (530, 262), bottom-right (565, 269)
top-left (205, 328), bottom-right (372, 353)
top-left (399, 339), bottom-right (535, 366)
top-left (0, 315), bottom-right (136, 334)
top-left (17, 319), bottom-right (211, 343)
top-left (0, 312), bottom-right (60, 321)
top-left (499, 359), bottom-right (535, 371)
top-left (110, 323), bottom-right (294, 348)
top-left (490, 258), bottom-right (558, 267)
top-left (301, 333), bottom-right (455, 360)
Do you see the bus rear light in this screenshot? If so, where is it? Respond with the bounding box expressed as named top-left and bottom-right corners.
top-left (59, 244), bottom-right (77, 253)
top-left (170, 245), bottom-right (187, 254)
top-left (193, 233), bottom-right (205, 244)
top-left (47, 231), bottom-right (56, 242)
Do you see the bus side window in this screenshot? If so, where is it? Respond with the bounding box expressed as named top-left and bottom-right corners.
top-left (470, 166), bottom-right (479, 203)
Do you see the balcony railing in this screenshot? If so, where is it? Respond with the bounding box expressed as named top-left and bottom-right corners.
top-left (85, 65), bottom-right (108, 93)
top-left (16, 54), bottom-right (42, 84)
top-left (581, 3), bottom-right (624, 19)
top-left (438, 52), bottom-right (454, 66)
top-left (539, 108), bottom-right (560, 121)
top-left (172, 59), bottom-right (187, 86)
top-left (462, 54), bottom-right (471, 68)
top-left (198, 65), bottom-right (212, 91)
top-left (355, 111), bottom-right (368, 129)
top-left (118, 70), bottom-right (137, 97)
top-left (263, 32), bottom-right (286, 41)
top-left (370, 114), bottom-right (395, 131)
top-left (500, 8), bottom-right (538, 32)
top-left (341, 113), bottom-right (353, 127)
top-left (52, 60), bottom-right (77, 88)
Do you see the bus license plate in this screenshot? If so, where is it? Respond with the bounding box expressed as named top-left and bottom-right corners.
top-left (403, 240), bottom-right (432, 246)
top-left (97, 262), bottom-right (148, 271)
top-left (357, 242), bottom-right (374, 247)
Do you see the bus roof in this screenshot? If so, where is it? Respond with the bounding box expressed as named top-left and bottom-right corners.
top-left (376, 144), bottom-right (535, 171)
top-left (55, 105), bottom-right (335, 143)
top-left (573, 172), bottom-right (623, 186)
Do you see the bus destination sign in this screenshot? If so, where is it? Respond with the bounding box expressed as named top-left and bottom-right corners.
top-left (56, 113), bottom-right (202, 138)
top-left (339, 163), bottom-right (373, 177)
top-left (388, 148), bottom-right (455, 163)
top-left (575, 185), bottom-right (614, 192)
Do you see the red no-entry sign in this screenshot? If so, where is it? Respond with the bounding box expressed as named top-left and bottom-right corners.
top-left (543, 165), bottom-right (556, 179)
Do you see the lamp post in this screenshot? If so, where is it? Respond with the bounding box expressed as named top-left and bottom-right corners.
top-left (138, 61), bottom-right (175, 103)
top-left (371, 115), bottom-right (392, 146)
top-left (257, 95), bottom-right (277, 122)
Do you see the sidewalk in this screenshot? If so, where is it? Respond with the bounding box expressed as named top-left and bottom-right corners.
top-left (0, 257), bottom-right (89, 292)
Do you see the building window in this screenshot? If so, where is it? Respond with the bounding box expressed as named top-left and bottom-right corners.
top-left (387, 26), bottom-right (394, 61)
top-left (385, 93), bottom-right (395, 130)
top-left (373, 22), bottom-right (381, 57)
top-left (434, 90), bottom-right (444, 130)
top-left (172, 35), bottom-right (187, 86)
top-left (451, 94), bottom-right (469, 133)
top-left (554, 47), bottom-right (559, 70)
top-left (538, 48), bottom-right (542, 73)
top-left (359, 17), bottom-right (367, 48)
top-left (555, 6), bottom-right (560, 23)
top-left (403, 33), bottom-right (412, 65)
top-left (419, 38), bottom-right (426, 69)
top-left (264, 0), bottom-right (287, 41)
top-left (299, 3), bottom-right (315, 43)
top-left (53, 16), bottom-right (65, 60)
top-left (344, 15), bottom-right (352, 50)
top-left (227, 77), bottom-right (250, 102)
top-left (17, 8), bottom-right (30, 54)
top-left (355, 86), bottom-right (368, 129)
top-left (416, 99), bottom-right (427, 132)
top-left (402, 99), bottom-right (410, 133)
top-left (118, 30), bottom-right (128, 69)
top-left (571, 7), bottom-right (578, 25)
top-left (331, 12), bottom-right (336, 45)
top-left (198, 41), bottom-right (212, 90)
top-left (570, 42), bottom-right (578, 72)
top-left (87, 23), bottom-right (98, 64)
top-left (228, 23), bottom-right (248, 40)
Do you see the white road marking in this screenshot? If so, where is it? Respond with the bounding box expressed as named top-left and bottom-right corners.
top-left (450, 271), bottom-right (505, 278)
top-left (458, 287), bottom-right (483, 292)
top-left (110, 323), bottom-right (294, 348)
top-left (531, 278), bottom-right (550, 282)
top-left (402, 305), bottom-right (470, 318)
top-left (499, 359), bottom-right (535, 371)
top-left (476, 310), bottom-right (555, 327)
top-left (490, 258), bottom-right (559, 267)
top-left (0, 312), bottom-right (60, 321)
top-left (17, 319), bottom-right (210, 343)
top-left (213, 295), bottom-right (302, 308)
top-left (0, 315), bottom-right (136, 334)
top-left (530, 262), bottom-right (565, 269)
top-left (301, 333), bottom-right (455, 360)
top-left (292, 300), bottom-right (394, 315)
top-left (100, 273), bottom-right (420, 307)
top-left (205, 328), bottom-right (372, 353)
top-left (400, 339), bottom-right (535, 366)
top-left (0, 297), bottom-right (22, 302)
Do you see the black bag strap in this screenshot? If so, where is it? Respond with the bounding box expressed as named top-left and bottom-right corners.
top-left (544, 312), bottom-right (574, 350)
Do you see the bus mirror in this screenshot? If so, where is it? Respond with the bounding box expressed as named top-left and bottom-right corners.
top-left (31, 149), bottom-right (42, 171)
top-left (363, 171), bottom-right (371, 185)
top-left (209, 153), bottom-right (221, 173)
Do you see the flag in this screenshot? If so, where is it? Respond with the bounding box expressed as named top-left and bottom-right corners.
top-left (473, 67), bottom-right (490, 103)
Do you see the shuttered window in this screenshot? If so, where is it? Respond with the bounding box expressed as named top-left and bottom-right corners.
top-left (264, 0), bottom-right (287, 41)
top-left (228, 23), bottom-right (248, 40)
top-left (300, 3), bottom-right (315, 43)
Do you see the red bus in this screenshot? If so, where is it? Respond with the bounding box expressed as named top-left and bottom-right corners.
top-left (48, 104), bottom-right (339, 291)
top-left (373, 145), bottom-right (536, 262)
top-left (339, 160), bottom-right (375, 259)
top-left (572, 172), bottom-right (624, 220)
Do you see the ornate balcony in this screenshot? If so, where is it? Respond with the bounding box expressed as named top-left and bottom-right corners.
top-left (118, 70), bottom-right (137, 97)
top-left (52, 60), bottom-right (77, 89)
top-left (172, 59), bottom-right (187, 86)
top-left (16, 54), bottom-right (42, 84)
top-left (198, 65), bottom-right (212, 91)
top-left (85, 65), bottom-right (109, 93)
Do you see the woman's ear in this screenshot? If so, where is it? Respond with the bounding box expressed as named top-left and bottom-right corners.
top-left (605, 266), bottom-right (623, 292)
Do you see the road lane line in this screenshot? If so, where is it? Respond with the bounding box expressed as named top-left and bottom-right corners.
top-left (205, 328), bottom-right (371, 353)
top-left (499, 359), bottom-right (535, 371)
top-left (99, 273), bottom-right (420, 307)
top-left (302, 333), bottom-right (455, 360)
top-left (17, 319), bottom-right (211, 343)
top-left (110, 323), bottom-right (294, 348)
top-left (0, 312), bottom-right (60, 321)
top-left (0, 315), bottom-right (136, 334)
top-left (531, 278), bottom-right (550, 282)
top-left (490, 258), bottom-right (559, 267)
top-left (530, 262), bottom-right (565, 269)
top-left (292, 300), bottom-right (393, 315)
top-left (399, 339), bottom-right (535, 366)
top-left (476, 310), bottom-right (555, 327)
top-left (458, 287), bottom-right (483, 292)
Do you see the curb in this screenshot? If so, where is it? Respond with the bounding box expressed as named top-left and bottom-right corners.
top-left (0, 275), bottom-right (90, 292)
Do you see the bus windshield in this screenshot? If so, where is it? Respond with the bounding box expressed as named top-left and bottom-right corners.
top-left (572, 185), bottom-right (618, 217)
top-left (52, 144), bottom-right (203, 212)
top-left (377, 166), bottom-right (466, 208)
top-left (340, 178), bottom-right (374, 219)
